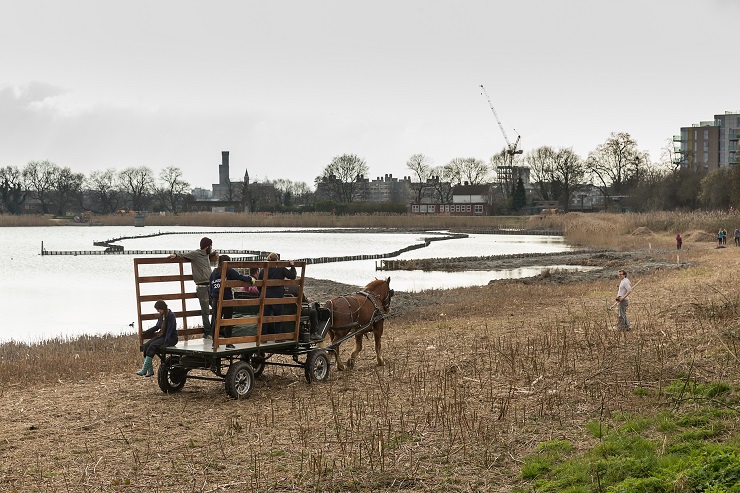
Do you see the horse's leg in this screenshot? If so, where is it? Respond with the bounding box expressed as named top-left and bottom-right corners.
top-left (347, 333), bottom-right (363, 369)
top-left (334, 341), bottom-right (346, 371)
top-left (329, 332), bottom-right (345, 371)
top-left (374, 321), bottom-right (385, 366)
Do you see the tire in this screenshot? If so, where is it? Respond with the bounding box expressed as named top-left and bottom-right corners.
top-left (157, 356), bottom-right (188, 394)
top-left (305, 348), bottom-right (330, 383)
top-left (225, 361), bottom-right (255, 400)
top-left (248, 351), bottom-right (266, 378)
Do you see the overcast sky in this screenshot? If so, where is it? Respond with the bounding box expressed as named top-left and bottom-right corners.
top-left (1, 0), bottom-right (738, 190)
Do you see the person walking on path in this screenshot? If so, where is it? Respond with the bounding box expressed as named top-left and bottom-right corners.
top-left (209, 254), bottom-right (256, 348)
top-left (722, 228), bottom-right (728, 246)
top-left (169, 237), bottom-right (215, 338)
top-left (676, 233), bottom-right (682, 250)
top-left (136, 300), bottom-right (178, 376)
top-left (734, 228), bottom-right (740, 247)
top-left (616, 269), bottom-right (633, 332)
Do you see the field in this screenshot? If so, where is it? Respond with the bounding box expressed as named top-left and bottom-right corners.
top-left (0, 212), bottom-right (738, 492)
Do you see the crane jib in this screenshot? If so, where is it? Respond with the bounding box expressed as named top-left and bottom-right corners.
top-left (480, 84), bottom-right (522, 156)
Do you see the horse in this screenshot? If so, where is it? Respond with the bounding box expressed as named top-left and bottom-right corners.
top-left (324, 277), bottom-right (393, 371)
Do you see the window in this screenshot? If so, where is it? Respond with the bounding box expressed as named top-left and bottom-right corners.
top-left (420, 205), bottom-right (427, 213)
top-left (704, 129), bottom-right (709, 139)
top-left (704, 152), bottom-right (709, 163)
top-left (428, 205), bottom-right (436, 213)
top-left (466, 205), bottom-right (471, 212)
top-left (474, 205), bottom-right (484, 214)
top-left (455, 205), bottom-right (461, 212)
top-left (412, 205), bottom-right (419, 213)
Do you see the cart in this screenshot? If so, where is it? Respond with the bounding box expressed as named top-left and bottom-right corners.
top-left (134, 257), bottom-right (333, 399)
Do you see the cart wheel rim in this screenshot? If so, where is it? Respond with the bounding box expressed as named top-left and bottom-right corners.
top-left (234, 369), bottom-right (253, 395)
top-left (312, 354), bottom-right (328, 380)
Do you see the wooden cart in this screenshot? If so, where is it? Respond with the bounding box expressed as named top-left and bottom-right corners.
top-left (133, 257), bottom-right (331, 399)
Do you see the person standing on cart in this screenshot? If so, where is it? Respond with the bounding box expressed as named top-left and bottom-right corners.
top-left (169, 237), bottom-right (214, 338)
top-left (136, 300), bottom-right (178, 377)
top-left (259, 252), bottom-right (296, 335)
top-left (209, 254), bottom-right (256, 348)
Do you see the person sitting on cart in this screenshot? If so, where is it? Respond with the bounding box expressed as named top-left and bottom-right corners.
top-left (136, 300), bottom-right (178, 377)
top-left (209, 254), bottom-right (256, 348)
top-left (259, 252), bottom-right (296, 335)
top-left (234, 267), bottom-right (260, 296)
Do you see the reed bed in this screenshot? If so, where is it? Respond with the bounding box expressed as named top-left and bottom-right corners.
top-left (0, 235), bottom-right (737, 491)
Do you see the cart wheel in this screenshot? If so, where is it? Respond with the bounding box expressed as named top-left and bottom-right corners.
top-left (158, 356), bottom-right (188, 394)
top-left (225, 361), bottom-right (255, 400)
top-left (305, 348), bottom-right (330, 383)
top-left (248, 351), bottom-right (266, 378)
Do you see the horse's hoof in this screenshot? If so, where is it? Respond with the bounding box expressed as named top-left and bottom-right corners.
top-left (377, 359), bottom-right (385, 367)
top-left (346, 358), bottom-right (355, 369)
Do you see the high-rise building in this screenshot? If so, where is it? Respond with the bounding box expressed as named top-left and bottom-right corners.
top-left (674, 111), bottom-right (740, 172)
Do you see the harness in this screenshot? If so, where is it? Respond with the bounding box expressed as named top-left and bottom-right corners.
top-left (328, 287), bottom-right (388, 332)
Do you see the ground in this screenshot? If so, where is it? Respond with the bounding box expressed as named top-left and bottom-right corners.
top-left (0, 233), bottom-right (737, 492)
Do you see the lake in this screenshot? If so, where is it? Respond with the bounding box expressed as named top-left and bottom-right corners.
top-left (1, 226), bottom-right (579, 343)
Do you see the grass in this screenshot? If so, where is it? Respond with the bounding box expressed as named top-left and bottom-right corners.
top-left (0, 212), bottom-right (738, 491)
top-left (519, 380), bottom-right (739, 492)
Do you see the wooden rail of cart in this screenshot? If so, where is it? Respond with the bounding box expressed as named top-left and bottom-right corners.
top-left (133, 257), bottom-right (331, 399)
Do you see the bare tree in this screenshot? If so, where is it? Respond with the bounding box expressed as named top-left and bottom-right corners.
top-left (0, 165), bottom-right (28, 214)
top-left (86, 169), bottom-right (121, 214)
top-left (446, 157), bottom-right (489, 185)
top-left (119, 166), bottom-right (156, 211)
top-left (586, 132), bottom-right (646, 204)
top-left (551, 148), bottom-right (585, 213)
top-left (406, 153), bottom-right (432, 203)
top-left (316, 154), bottom-right (369, 203)
top-left (158, 166), bottom-right (191, 213)
top-left (429, 165), bottom-right (455, 203)
top-left (23, 160), bottom-right (58, 213)
top-left (51, 166), bottom-right (85, 216)
top-left (526, 146), bottom-right (557, 201)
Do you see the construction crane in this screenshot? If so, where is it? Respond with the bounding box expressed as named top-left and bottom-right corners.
top-left (480, 84), bottom-right (522, 157)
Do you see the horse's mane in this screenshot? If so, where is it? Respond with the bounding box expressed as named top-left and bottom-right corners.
top-left (364, 279), bottom-right (387, 291)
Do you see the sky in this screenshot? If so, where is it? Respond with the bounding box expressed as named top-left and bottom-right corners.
top-left (1, 0), bottom-right (738, 190)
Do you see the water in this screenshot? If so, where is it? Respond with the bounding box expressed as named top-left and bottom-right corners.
top-left (1, 226), bottom-right (581, 343)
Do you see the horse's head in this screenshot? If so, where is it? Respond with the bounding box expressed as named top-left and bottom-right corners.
top-left (365, 277), bottom-right (393, 313)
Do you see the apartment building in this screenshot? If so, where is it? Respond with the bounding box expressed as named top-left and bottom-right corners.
top-left (674, 111), bottom-right (740, 172)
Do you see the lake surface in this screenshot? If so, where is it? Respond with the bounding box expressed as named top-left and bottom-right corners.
top-left (1, 226), bottom-right (580, 343)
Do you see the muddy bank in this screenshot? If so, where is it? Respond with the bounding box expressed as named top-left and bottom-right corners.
top-left (303, 248), bottom-right (690, 317)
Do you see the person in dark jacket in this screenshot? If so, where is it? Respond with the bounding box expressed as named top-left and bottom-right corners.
top-left (136, 300), bottom-right (178, 377)
top-left (209, 254), bottom-right (255, 348)
top-left (259, 252), bottom-right (296, 335)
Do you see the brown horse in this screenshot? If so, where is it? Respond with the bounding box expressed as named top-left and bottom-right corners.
top-left (324, 277), bottom-right (393, 370)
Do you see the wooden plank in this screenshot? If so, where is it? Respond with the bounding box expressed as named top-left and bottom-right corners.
top-left (138, 293), bottom-right (197, 303)
top-left (138, 274), bottom-right (194, 283)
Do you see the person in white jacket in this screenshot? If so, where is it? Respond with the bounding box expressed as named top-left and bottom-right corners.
top-left (616, 270), bottom-right (633, 331)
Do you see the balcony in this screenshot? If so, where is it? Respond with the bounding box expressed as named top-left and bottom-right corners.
top-left (672, 135), bottom-right (684, 142)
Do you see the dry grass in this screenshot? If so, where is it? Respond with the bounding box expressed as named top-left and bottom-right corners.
top-left (1, 217), bottom-right (739, 492)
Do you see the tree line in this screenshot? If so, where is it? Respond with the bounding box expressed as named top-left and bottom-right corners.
top-left (3, 131), bottom-right (739, 215)
top-left (0, 162), bottom-right (316, 215)
top-left (314, 132), bottom-right (740, 212)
